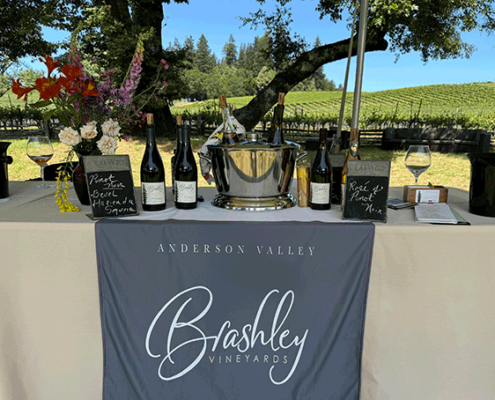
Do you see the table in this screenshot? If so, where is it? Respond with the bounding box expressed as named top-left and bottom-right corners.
top-left (1, 181), bottom-right (494, 400)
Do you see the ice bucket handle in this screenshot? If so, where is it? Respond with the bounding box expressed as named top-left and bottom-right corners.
top-left (198, 152), bottom-right (211, 163)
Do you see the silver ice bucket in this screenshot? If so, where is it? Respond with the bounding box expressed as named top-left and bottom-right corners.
top-left (200, 133), bottom-right (306, 211)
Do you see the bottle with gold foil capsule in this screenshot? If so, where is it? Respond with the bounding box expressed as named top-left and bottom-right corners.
top-left (310, 128), bottom-right (332, 210)
top-left (140, 113), bottom-right (166, 211)
top-left (267, 93), bottom-right (285, 145)
top-left (219, 95), bottom-right (239, 145)
top-left (171, 115), bottom-right (183, 194)
top-left (174, 123), bottom-right (198, 209)
top-left (341, 128), bottom-right (361, 209)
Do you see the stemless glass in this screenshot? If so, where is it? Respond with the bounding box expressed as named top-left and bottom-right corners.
top-left (404, 145), bottom-right (432, 184)
top-left (26, 136), bottom-right (55, 188)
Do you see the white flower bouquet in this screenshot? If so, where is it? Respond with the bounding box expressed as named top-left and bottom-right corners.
top-left (58, 118), bottom-right (124, 156)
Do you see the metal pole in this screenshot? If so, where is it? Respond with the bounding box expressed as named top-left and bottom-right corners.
top-left (334, 0), bottom-right (358, 153)
top-left (351, 0), bottom-right (369, 130)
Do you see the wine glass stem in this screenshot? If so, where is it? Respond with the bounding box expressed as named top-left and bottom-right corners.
top-left (40, 166), bottom-right (45, 185)
top-left (414, 175), bottom-right (419, 184)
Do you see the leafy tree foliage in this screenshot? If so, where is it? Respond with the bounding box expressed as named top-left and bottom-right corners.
top-left (3, 0), bottom-right (493, 132)
top-left (0, 68), bottom-right (43, 98)
top-left (172, 31), bottom-right (337, 100)
top-left (0, 0), bottom-right (89, 62)
top-left (1, 0), bottom-right (190, 134)
top-left (256, 67), bottom-right (276, 92)
top-left (222, 35), bottom-right (238, 66)
top-left (294, 36), bottom-right (336, 92)
top-left (234, 0), bottom-right (495, 130)
top-left (194, 35), bottom-right (217, 73)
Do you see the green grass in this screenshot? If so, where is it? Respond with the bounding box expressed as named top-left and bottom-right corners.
top-left (6, 137), bottom-right (206, 188)
top-left (5, 137), bottom-right (471, 191)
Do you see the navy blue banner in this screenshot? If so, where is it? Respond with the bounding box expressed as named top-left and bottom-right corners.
top-left (95, 220), bottom-right (374, 400)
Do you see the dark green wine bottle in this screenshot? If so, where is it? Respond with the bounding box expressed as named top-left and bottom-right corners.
top-left (310, 128), bottom-right (332, 210)
top-left (171, 115), bottom-right (183, 194)
top-left (174, 125), bottom-right (197, 209)
top-left (140, 113), bottom-right (166, 211)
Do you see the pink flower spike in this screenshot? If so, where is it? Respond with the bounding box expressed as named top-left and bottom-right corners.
top-left (162, 81), bottom-right (168, 87)
top-left (153, 93), bottom-right (157, 100)
top-left (124, 135), bottom-right (130, 142)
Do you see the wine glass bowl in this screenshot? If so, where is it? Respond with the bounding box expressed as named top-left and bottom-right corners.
top-left (26, 137), bottom-right (55, 188)
top-left (404, 145), bottom-right (432, 184)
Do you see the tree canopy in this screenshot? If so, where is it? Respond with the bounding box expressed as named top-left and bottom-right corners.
top-left (234, 0), bottom-right (495, 129)
top-left (1, 0), bottom-right (494, 131)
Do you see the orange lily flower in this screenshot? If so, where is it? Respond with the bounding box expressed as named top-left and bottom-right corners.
top-left (34, 77), bottom-right (62, 101)
top-left (81, 79), bottom-right (99, 97)
top-left (11, 79), bottom-right (33, 101)
top-left (59, 64), bottom-right (85, 94)
top-left (61, 64), bottom-right (83, 84)
top-left (40, 54), bottom-right (60, 77)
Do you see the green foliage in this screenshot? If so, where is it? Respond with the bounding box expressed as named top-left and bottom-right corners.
top-left (256, 67), bottom-right (277, 92)
top-left (194, 35), bottom-right (217, 73)
top-left (174, 31), bottom-right (336, 100)
top-left (171, 82), bottom-right (495, 131)
top-left (0, 67), bottom-right (44, 98)
top-left (0, 0), bottom-right (89, 64)
top-left (222, 35), bottom-right (237, 66)
top-left (185, 64), bottom-right (255, 100)
top-left (237, 35), bottom-right (273, 77)
top-left (239, 4), bottom-right (307, 70)
top-left (0, 104), bottom-right (46, 128)
top-left (242, 0), bottom-right (495, 96)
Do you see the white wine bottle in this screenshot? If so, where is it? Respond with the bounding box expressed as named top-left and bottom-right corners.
top-left (219, 94), bottom-right (239, 145)
top-left (341, 128), bottom-right (361, 209)
top-left (310, 128), bottom-right (332, 210)
top-left (140, 113), bottom-right (166, 211)
top-left (174, 125), bottom-right (197, 209)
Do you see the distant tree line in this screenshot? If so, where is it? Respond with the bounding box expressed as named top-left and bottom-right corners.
top-left (168, 33), bottom-right (338, 101)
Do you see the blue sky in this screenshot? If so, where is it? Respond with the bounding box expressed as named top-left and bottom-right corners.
top-left (29, 0), bottom-right (494, 93)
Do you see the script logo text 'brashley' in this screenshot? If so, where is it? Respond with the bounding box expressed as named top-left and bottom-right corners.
top-left (145, 286), bottom-right (309, 385)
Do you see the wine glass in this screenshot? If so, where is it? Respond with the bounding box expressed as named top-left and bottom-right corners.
top-left (404, 145), bottom-right (432, 184)
top-left (26, 137), bottom-right (55, 188)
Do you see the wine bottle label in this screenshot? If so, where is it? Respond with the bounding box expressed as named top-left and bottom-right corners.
top-left (142, 182), bottom-right (166, 205)
top-left (310, 182), bottom-right (330, 204)
top-left (175, 181), bottom-right (196, 203)
top-left (341, 183), bottom-right (346, 207)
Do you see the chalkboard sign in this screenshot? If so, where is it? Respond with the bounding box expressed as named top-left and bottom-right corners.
top-left (342, 160), bottom-right (390, 222)
top-left (84, 155), bottom-right (138, 218)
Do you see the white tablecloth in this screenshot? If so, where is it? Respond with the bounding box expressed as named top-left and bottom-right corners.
top-left (1, 182), bottom-right (494, 400)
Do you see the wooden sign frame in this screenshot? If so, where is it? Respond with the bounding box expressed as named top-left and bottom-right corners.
top-left (342, 160), bottom-right (391, 222)
top-left (84, 155), bottom-right (139, 218)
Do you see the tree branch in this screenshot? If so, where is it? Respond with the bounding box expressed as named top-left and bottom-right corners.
top-left (234, 34), bottom-right (388, 131)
